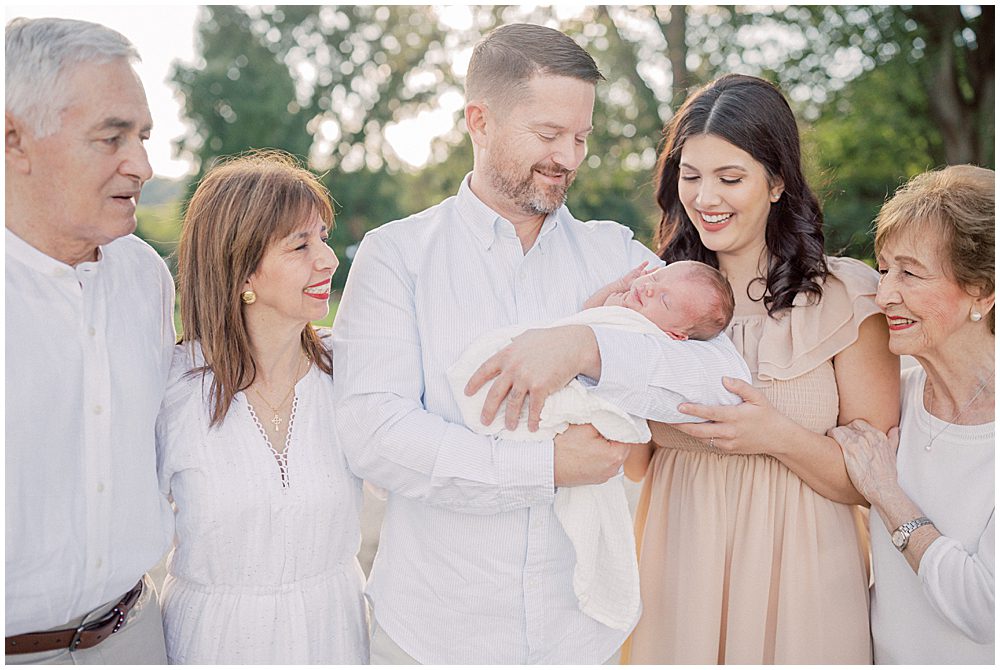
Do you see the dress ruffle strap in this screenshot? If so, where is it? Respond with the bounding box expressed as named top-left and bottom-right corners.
top-left (728, 256), bottom-right (882, 382)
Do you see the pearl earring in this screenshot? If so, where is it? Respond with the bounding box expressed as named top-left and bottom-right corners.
top-left (241, 290), bottom-right (257, 305)
top-left (970, 309), bottom-right (983, 322)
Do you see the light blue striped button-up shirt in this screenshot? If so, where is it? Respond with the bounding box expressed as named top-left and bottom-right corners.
top-left (332, 175), bottom-right (748, 663)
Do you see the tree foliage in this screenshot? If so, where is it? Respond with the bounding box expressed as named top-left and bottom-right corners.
top-left (172, 6), bottom-right (313, 176)
top-left (160, 4), bottom-right (994, 287)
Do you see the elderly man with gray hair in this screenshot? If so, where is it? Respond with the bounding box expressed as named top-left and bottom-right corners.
top-left (5, 17), bottom-right (174, 664)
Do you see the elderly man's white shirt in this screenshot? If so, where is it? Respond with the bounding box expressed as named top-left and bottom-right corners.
top-left (5, 229), bottom-right (175, 635)
top-left (331, 176), bottom-right (747, 663)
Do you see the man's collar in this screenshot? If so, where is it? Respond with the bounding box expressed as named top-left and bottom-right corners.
top-left (455, 173), bottom-right (504, 249)
top-left (6, 227), bottom-right (104, 275)
top-left (455, 173), bottom-right (562, 251)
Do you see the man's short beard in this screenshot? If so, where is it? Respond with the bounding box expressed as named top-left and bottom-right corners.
top-left (488, 157), bottom-right (576, 217)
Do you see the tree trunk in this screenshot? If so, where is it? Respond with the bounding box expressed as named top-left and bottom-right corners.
top-left (910, 6), bottom-right (980, 164)
top-left (652, 5), bottom-right (690, 112)
top-left (972, 5), bottom-right (995, 165)
top-left (598, 5), bottom-right (664, 130)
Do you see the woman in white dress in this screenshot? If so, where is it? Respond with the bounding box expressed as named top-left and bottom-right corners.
top-left (156, 150), bottom-right (368, 664)
top-left (831, 165), bottom-right (994, 664)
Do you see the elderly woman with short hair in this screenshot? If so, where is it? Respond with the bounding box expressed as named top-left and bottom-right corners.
top-left (831, 164), bottom-right (994, 664)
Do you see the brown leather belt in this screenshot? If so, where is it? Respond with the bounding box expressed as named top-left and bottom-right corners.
top-left (5, 579), bottom-right (143, 655)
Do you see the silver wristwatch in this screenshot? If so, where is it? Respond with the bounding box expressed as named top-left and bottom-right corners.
top-left (891, 516), bottom-right (933, 552)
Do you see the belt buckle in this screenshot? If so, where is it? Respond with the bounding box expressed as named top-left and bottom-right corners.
top-left (70, 605), bottom-right (126, 650)
top-left (68, 623), bottom-right (88, 650)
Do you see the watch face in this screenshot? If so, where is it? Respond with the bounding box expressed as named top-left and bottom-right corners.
top-left (891, 529), bottom-right (906, 549)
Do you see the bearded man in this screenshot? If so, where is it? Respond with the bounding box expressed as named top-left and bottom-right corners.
top-left (332, 23), bottom-right (741, 664)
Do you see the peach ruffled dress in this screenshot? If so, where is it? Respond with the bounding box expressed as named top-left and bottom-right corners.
top-left (623, 257), bottom-right (879, 664)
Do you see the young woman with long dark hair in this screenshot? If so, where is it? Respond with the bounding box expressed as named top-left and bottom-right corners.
top-left (623, 74), bottom-right (899, 664)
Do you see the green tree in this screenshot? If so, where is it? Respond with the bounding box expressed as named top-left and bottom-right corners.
top-left (166, 4), bottom-right (993, 272)
top-left (171, 5), bottom-right (472, 176)
top-left (171, 6), bottom-right (314, 180)
top-left (720, 5), bottom-right (994, 166)
top-left (807, 57), bottom-right (944, 260)
top-left (170, 5), bottom-right (479, 286)
top-left (569, 5), bottom-right (994, 253)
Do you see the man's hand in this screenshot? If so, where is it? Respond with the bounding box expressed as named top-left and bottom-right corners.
top-left (554, 423), bottom-right (633, 487)
top-left (465, 325), bottom-right (600, 431)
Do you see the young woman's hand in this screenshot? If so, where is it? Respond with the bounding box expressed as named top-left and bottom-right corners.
top-left (669, 376), bottom-right (787, 455)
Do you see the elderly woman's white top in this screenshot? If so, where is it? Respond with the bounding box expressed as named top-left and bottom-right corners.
top-left (871, 365), bottom-right (994, 664)
top-left (155, 337), bottom-right (368, 664)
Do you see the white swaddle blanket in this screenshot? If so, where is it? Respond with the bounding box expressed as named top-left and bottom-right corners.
top-left (447, 306), bottom-right (670, 631)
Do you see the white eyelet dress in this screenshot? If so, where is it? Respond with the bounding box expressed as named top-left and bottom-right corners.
top-left (155, 336), bottom-right (368, 664)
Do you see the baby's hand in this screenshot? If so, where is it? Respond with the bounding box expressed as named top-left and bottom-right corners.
top-left (583, 261), bottom-right (653, 309)
top-left (612, 261), bottom-right (651, 293)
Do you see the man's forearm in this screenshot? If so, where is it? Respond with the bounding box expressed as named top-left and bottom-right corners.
top-left (334, 391), bottom-right (555, 513)
top-left (589, 328), bottom-right (750, 421)
top-left (573, 325), bottom-right (602, 379)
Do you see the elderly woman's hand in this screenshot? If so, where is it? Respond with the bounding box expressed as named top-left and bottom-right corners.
top-left (828, 419), bottom-right (901, 506)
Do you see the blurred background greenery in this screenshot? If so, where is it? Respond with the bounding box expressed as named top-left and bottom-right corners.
top-left (136, 4), bottom-right (995, 309)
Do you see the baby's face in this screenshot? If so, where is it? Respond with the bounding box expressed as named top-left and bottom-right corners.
top-left (620, 265), bottom-right (704, 340)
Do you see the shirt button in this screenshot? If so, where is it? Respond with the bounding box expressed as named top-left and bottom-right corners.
top-left (88, 326), bottom-right (96, 337)
top-left (95, 558), bottom-right (103, 569)
top-left (93, 405), bottom-right (103, 415)
top-left (97, 483), bottom-right (105, 493)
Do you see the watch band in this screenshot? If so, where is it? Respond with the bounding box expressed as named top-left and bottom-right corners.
top-left (892, 516), bottom-right (933, 551)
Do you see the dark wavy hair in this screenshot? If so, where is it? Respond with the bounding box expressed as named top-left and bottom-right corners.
top-left (654, 74), bottom-right (827, 316)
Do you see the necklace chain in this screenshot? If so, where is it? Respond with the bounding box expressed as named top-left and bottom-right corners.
top-left (924, 377), bottom-right (991, 451)
top-left (250, 354), bottom-right (307, 433)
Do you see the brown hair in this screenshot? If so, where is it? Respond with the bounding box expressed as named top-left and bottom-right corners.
top-left (875, 164), bottom-right (995, 334)
top-left (677, 261), bottom-right (736, 341)
top-left (465, 23), bottom-right (604, 111)
top-left (177, 150), bottom-right (334, 426)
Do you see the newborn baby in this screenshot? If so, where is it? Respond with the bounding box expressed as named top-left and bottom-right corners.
top-left (584, 259), bottom-right (734, 341)
top-left (447, 260), bottom-right (749, 632)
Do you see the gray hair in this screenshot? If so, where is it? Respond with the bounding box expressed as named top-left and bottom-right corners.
top-left (6, 17), bottom-right (140, 137)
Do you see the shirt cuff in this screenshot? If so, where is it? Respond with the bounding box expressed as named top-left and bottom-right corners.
top-left (916, 534), bottom-right (956, 586)
top-left (495, 436), bottom-right (555, 511)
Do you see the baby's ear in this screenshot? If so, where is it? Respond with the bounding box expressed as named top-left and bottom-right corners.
top-left (663, 329), bottom-right (688, 341)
